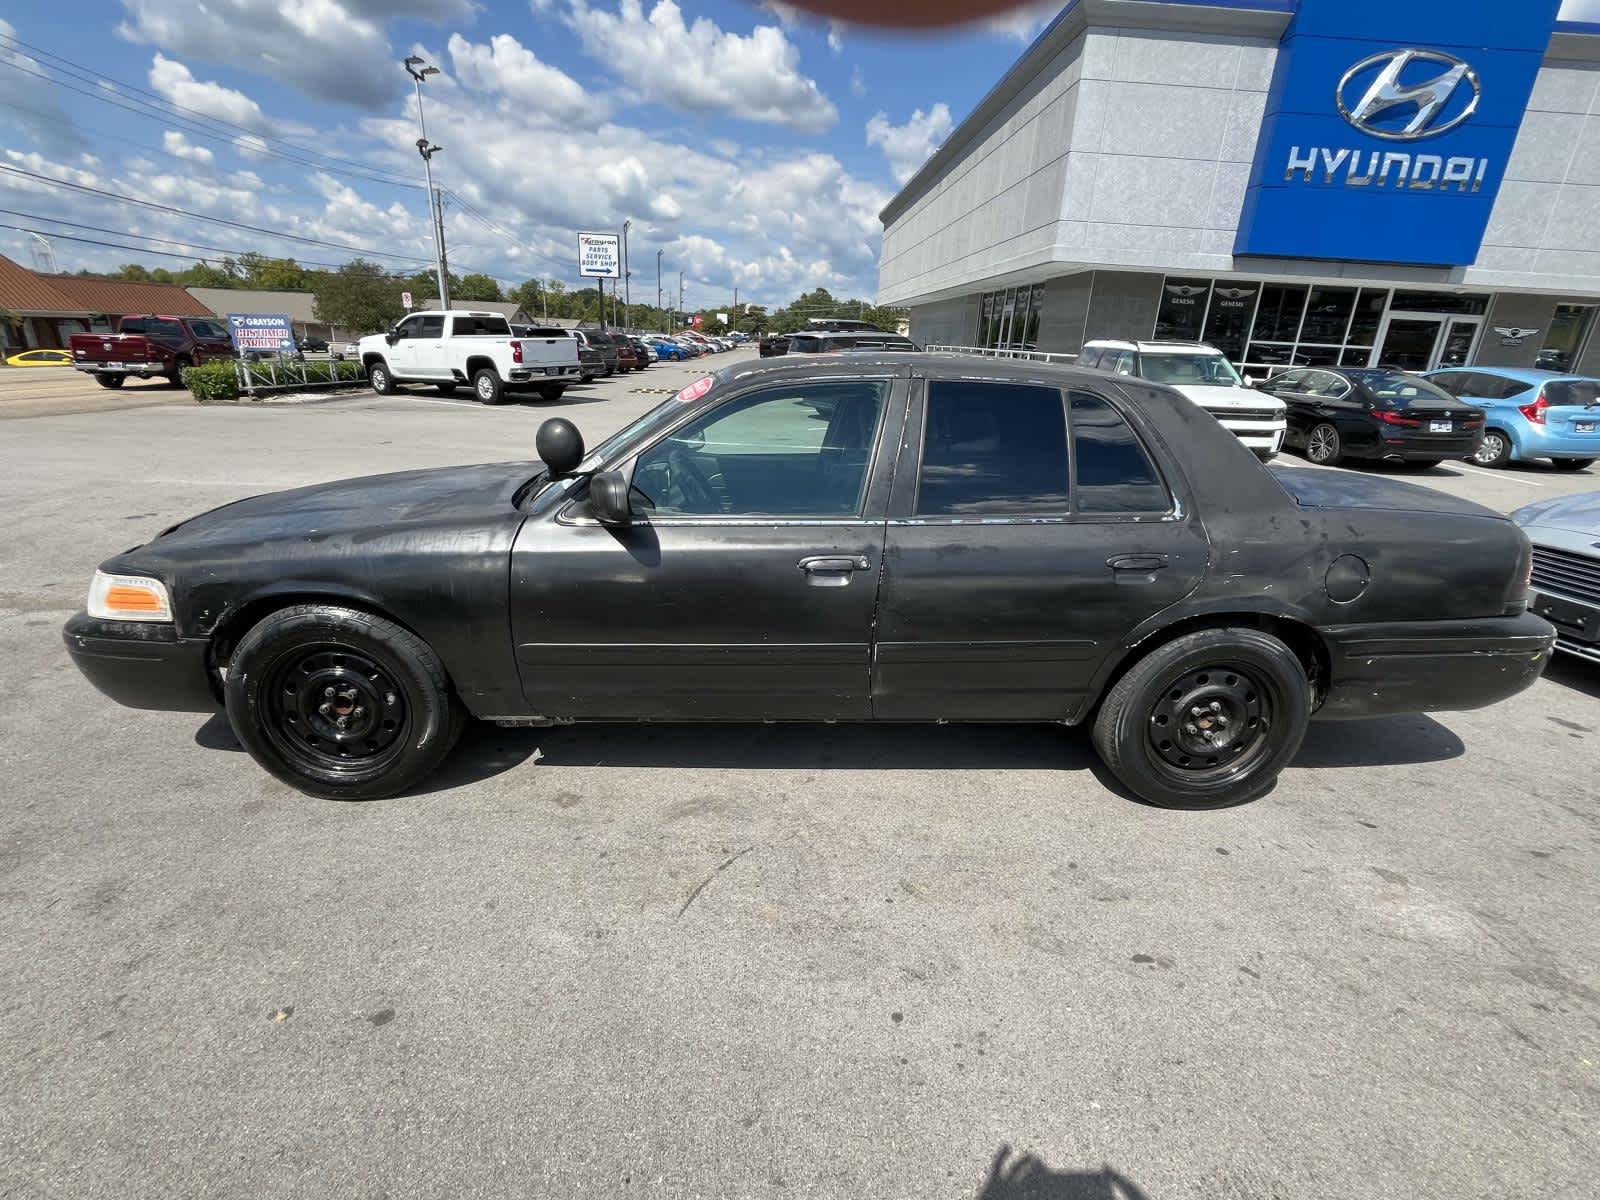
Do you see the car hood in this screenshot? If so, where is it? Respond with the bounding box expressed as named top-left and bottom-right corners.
top-left (143, 462), bottom-right (535, 552)
top-left (1512, 490), bottom-right (1600, 536)
top-left (1170, 384), bottom-right (1284, 411)
top-left (1269, 465), bottom-right (1506, 521)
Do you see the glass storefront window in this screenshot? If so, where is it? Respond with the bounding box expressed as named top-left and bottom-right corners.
top-left (1391, 291), bottom-right (1489, 316)
top-left (977, 285), bottom-right (1046, 349)
top-left (1345, 289), bottom-right (1388, 346)
top-left (1299, 287), bottom-right (1356, 344)
top-left (1341, 346), bottom-right (1374, 367)
top-left (1538, 304), bottom-right (1595, 372)
top-left (1252, 285), bottom-right (1308, 343)
top-left (1154, 278), bottom-right (1209, 341)
top-left (1202, 282), bottom-right (1258, 361)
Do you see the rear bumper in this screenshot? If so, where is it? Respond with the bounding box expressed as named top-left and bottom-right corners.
top-left (1368, 432), bottom-right (1482, 460)
top-left (62, 612), bottom-right (220, 712)
top-left (73, 363), bottom-right (165, 376)
top-left (1512, 424), bottom-right (1600, 459)
top-left (1316, 611), bottom-right (1555, 718)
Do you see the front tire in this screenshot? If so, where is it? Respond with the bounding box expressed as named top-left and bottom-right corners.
top-left (473, 367), bottom-right (505, 404)
top-left (1472, 430), bottom-right (1512, 468)
top-left (1553, 458), bottom-right (1594, 472)
top-left (368, 361), bottom-right (395, 395)
top-left (1304, 422), bottom-right (1342, 466)
top-left (224, 605), bottom-right (464, 800)
top-left (1091, 628), bottom-right (1311, 810)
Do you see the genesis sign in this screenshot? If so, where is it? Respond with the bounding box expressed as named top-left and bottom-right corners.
top-left (1236, 0), bottom-right (1563, 266)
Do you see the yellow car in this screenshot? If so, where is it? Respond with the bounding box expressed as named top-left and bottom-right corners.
top-left (5, 348), bottom-right (74, 367)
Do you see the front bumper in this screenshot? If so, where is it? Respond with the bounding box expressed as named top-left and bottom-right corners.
top-left (62, 612), bottom-right (220, 712)
top-left (1316, 610), bottom-right (1555, 718)
top-left (1528, 586), bottom-right (1600, 664)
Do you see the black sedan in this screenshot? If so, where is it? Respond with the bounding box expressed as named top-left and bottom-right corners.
top-left (1258, 367), bottom-right (1485, 468)
top-left (63, 356), bottom-right (1553, 809)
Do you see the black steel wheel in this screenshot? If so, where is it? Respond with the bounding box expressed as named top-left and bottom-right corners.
top-left (1304, 423), bottom-right (1342, 466)
top-left (225, 605), bottom-right (464, 800)
top-left (1092, 627), bottom-right (1311, 809)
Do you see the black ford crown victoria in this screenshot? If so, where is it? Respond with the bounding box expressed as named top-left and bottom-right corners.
top-left (63, 355), bottom-right (1555, 809)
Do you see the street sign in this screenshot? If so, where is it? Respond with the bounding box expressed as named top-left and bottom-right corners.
top-left (716, 312), bottom-right (728, 325)
top-left (401, 291), bottom-right (413, 310)
top-left (578, 232), bottom-right (621, 279)
top-left (225, 313), bottom-right (296, 354)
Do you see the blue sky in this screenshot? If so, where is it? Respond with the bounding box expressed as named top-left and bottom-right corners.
top-left (0, 0), bottom-right (1061, 307)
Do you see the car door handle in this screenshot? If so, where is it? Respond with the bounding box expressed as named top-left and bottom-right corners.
top-left (799, 555), bottom-right (871, 587)
top-left (1107, 553), bottom-right (1169, 581)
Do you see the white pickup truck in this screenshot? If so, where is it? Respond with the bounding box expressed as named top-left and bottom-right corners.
top-left (359, 310), bottom-right (581, 404)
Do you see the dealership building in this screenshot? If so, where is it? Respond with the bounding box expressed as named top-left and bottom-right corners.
top-left (879, 0), bottom-right (1600, 378)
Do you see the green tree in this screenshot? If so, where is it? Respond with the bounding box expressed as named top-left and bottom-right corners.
top-left (313, 259), bottom-right (405, 333)
top-left (455, 273), bottom-right (502, 302)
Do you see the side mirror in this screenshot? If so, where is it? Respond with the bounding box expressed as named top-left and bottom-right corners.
top-left (1243, 376), bottom-right (1256, 389)
top-left (536, 417), bottom-right (585, 478)
top-left (385, 328), bottom-right (399, 345)
top-left (590, 471), bottom-right (632, 527)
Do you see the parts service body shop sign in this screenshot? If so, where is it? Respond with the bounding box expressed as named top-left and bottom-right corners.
top-left (226, 313), bottom-right (296, 353)
top-left (578, 232), bottom-right (621, 278)
top-left (1235, 0), bottom-right (1563, 266)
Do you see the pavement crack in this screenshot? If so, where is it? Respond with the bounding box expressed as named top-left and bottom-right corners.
top-left (676, 844), bottom-right (755, 919)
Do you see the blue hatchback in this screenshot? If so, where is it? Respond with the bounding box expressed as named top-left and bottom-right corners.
top-left (1426, 367), bottom-right (1600, 470)
top-left (649, 339), bottom-right (689, 361)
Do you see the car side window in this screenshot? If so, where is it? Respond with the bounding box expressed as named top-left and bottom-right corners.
top-left (1268, 369), bottom-right (1306, 392)
top-left (633, 380), bottom-right (887, 517)
top-left (1070, 392), bottom-right (1171, 514)
top-left (417, 315), bottom-right (446, 337)
top-left (918, 381), bottom-right (1070, 515)
top-left (1077, 348), bottom-right (1102, 369)
top-left (393, 316), bottom-right (420, 339)
top-left (1104, 350), bottom-right (1136, 376)
top-left (149, 319), bottom-right (183, 339)
top-left (1493, 375), bottom-right (1533, 400)
top-left (1429, 371), bottom-right (1468, 395)
top-left (120, 318), bottom-right (145, 335)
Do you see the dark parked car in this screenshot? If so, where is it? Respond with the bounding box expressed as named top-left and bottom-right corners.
top-left (784, 331), bottom-right (918, 355)
top-left (1512, 491), bottom-right (1600, 666)
top-left (297, 336), bottom-right (329, 353)
top-left (612, 336), bottom-right (639, 373)
top-left (63, 356), bottom-right (1552, 809)
top-left (1257, 367), bottom-right (1484, 468)
top-left (69, 315), bottom-right (235, 388)
top-left (579, 330), bottom-right (621, 376)
top-left (760, 334), bottom-right (790, 357)
top-left (562, 330), bottom-right (605, 382)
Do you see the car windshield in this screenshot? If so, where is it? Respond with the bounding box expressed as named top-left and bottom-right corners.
top-left (1345, 370), bottom-right (1454, 404)
top-left (1138, 352), bottom-right (1242, 386)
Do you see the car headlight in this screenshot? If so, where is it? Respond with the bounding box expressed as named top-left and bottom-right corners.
top-left (86, 570), bottom-right (173, 622)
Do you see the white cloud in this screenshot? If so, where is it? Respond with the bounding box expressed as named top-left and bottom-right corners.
top-left (447, 33), bottom-right (598, 127)
top-left (0, 19), bottom-right (87, 155)
top-left (565, 0), bottom-right (838, 133)
top-left (148, 55), bottom-right (274, 133)
top-left (979, 1), bottom-right (1061, 42)
top-left (866, 103), bottom-right (953, 185)
top-left (850, 65), bottom-right (866, 97)
top-left (161, 130), bottom-right (214, 165)
top-left (827, 21), bottom-right (844, 53)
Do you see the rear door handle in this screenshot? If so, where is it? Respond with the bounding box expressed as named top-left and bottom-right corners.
top-left (799, 555), bottom-right (872, 587)
top-left (1107, 553), bottom-right (1169, 581)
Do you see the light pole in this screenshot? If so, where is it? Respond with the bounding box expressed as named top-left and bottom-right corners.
top-left (656, 249), bottom-right (663, 332)
top-left (404, 55), bottom-right (450, 312)
top-left (621, 219), bottom-right (631, 333)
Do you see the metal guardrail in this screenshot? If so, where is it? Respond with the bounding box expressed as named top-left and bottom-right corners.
top-left (925, 344), bottom-right (1079, 365)
top-left (235, 356), bottom-right (366, 395)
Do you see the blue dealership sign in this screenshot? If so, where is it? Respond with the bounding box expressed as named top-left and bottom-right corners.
top-left (226, 312), bottom-right (296, 353)
top-left (1235, 0), bottom-right (1564, 266)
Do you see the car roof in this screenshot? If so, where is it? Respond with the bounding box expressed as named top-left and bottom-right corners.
top-left (1437, 365), bottom-right (1595, 384)
top-left (1082, 339), bottom-right (1222, 353)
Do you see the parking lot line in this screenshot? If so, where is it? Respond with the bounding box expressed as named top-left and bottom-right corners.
top-left (1453, 464), bottom-right (1543, 487)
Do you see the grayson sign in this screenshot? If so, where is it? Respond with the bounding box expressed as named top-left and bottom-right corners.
top-left (226, 313), bottom-right (295, 353)
top-left (578, 232), bottom-right (621, 279)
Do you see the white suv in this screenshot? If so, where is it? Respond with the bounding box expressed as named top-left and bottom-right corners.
top-left (1080, 340), bottom-right (1286, 459)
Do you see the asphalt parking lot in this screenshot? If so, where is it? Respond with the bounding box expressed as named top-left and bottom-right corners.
top-left (2, 348), bottom-right (1597, 1200)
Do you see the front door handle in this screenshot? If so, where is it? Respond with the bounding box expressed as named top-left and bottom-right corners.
top-left (798, 555), bottom-right (872, 587)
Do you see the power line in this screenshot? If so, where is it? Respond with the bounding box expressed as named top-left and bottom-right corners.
top-left (0, 162), bottom-right (436, 262)
top-left (0, 31), bottom-right (419, 190)
top-left (0, 222), bottom-right (269, 266)
top-left (442, 190), bottom-right (569, 275)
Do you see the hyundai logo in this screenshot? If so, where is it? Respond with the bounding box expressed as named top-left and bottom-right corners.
top-left (1337, 49), bottom-right (1481, 141)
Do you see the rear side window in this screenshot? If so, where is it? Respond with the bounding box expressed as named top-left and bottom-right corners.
top-left (1070, 393), bottom-right (1170, 513)
top-left (1544, 379), bottom-right (1600, 407)
top-left (120, 318), bottom-right (145, 334)
top-left (450, 315), bottom-right (504, 336)
top-left (918, 381), bottom-right (1069, 515)
top-left (148, 318), bottom-right (183, 338)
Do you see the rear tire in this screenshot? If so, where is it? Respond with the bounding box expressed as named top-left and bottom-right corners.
top-left (1553, 458), bottom-right (1594, 472)
top-left (166, 356), bottom-right (192, 388)
top-left (1304, 423), bottom-right (1342, 466)
top-left (1472, 430), bottom-right (1512, 468)
top-left (473, 367), bottom-right (505, 405)
top-left (224, 604), bottom-right (465, 801)
top-left (368, 361), bottom-right (395, 395)
top-left (94, 374), bottom-right (126, 389)
top-left (1091, 627), bottom-right (1311, 810)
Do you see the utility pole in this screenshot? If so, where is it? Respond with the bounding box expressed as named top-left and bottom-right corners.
top-left (656, 249), bottom-right (663, 332)
top-left (678, 272), bottom-right (685, 326)
top-left (621, 219), bottom-right (632, 333)
top-left (403, 55), bottom-right (449, 312)
top-left (542, 276), bottom-right (549, 322)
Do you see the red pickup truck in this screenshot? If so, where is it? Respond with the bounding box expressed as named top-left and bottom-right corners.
top-left (69, 315), bottom-right (234, 388)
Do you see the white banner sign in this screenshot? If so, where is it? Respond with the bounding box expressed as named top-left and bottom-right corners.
top-left (578, 232), bottom-right (621, 279)
top-left (401, 291), bottom-right (413, 309)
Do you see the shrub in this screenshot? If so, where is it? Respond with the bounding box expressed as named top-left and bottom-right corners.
top-left (182, 360), bottom-right (240, 402)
